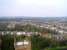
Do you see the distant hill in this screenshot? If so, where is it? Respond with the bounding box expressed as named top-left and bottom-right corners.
top-left (0, 17), bottom-right (67, 23)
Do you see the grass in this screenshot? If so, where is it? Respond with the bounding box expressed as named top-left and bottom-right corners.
top-left (45, 47), bottom-right (67, 50)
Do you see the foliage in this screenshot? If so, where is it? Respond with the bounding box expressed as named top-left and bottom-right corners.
top-left (31, 35), bottom-right (51, 50)
top-left (1, 34), bottom-right (15, 50)
top-left (16, 35), bottom-right (25, 42)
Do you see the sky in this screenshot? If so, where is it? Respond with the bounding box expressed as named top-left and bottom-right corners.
top-left (0, 0), bottom-right (67, 17)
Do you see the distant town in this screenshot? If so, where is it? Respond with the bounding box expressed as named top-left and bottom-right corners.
top-left (0, 17), bottom-right (67, 50)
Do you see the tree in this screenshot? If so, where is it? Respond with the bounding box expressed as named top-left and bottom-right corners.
top-left (31, 35), bottom-right (50, 50)
top-left (1, 34), bottom-right (15, 50)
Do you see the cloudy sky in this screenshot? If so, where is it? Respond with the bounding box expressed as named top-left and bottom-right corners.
top-left (0, 0), bottom-right (66, 17)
